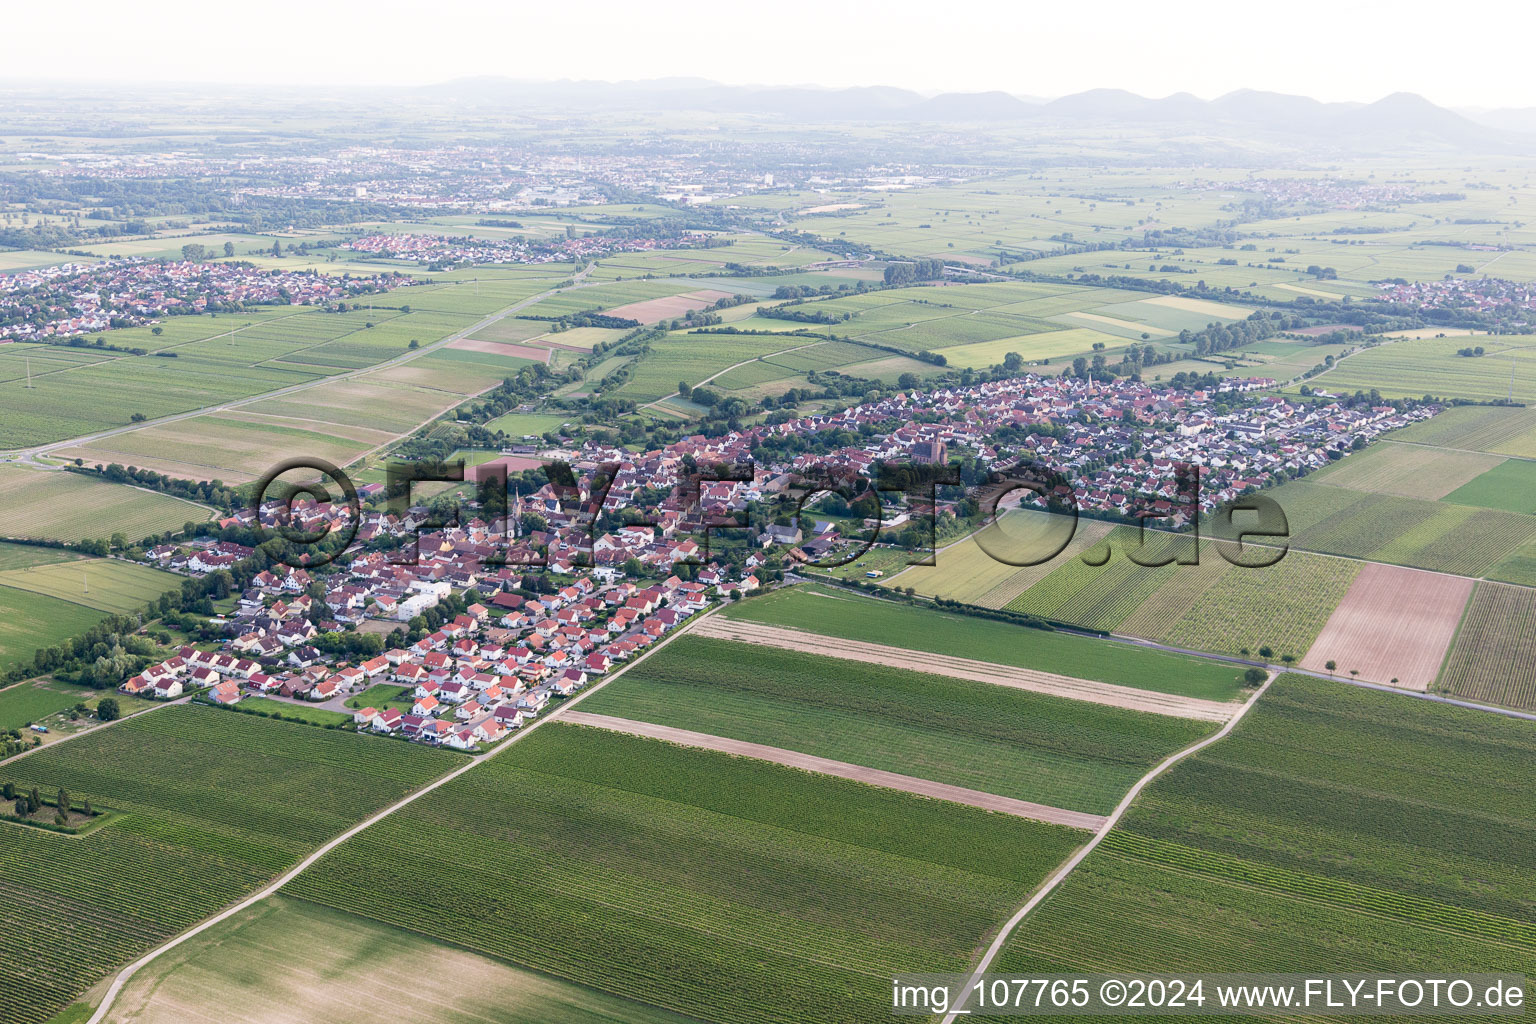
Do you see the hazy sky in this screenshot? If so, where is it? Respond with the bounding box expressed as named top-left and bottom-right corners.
top-left (9, 0), bottom-right (1532, 109)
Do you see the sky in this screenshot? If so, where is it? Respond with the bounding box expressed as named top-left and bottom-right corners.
top-left (8, 0), bottom-right (1534, 109)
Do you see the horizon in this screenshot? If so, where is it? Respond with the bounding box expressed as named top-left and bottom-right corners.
top-left (5, 0), bottom-right (1533, 110)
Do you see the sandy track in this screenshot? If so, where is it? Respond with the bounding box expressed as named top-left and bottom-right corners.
top-left (1301, 562), bottom-right (1473, 691)
top-left (561, 711), bottom-right (1107, 830)
top-left (693, 618), bottom-right (1237, 722)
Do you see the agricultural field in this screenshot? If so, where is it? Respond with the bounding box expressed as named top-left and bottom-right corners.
top-left (582, 635), bottom-right (1216, 814)
top-left (0, 543), bottom-right (80, 571)
top-left (285, 723), bottom-right (1087, 1024)
top-left (722, 585), bottom-right (1247, 700)
top-left (1437, 582), bottom-right (1536, 710)
top-left (0, 465), bottom-right (210, 543)
top-left (1001, 527), bottom-right (1194, 631)
top-left (612, 334), bottom-right (812, 403)
top-left (1389, 404), bottom-right (1536, 458)
top-left (0, 705), bottom-right (457, 1024)
top-left (991, 675), bottom-right (1536, 1000)
top-left (97, 896), bottom-right (695, 1024)
top-left (1443, 457), bottom-right (1536, 513)
top-left (0, 676), bottom-right (102, 731)
top-left (1298, 334), bottom-right (1536, 404)
top-left (0, 557), bottom-right (180, 614)
top-left (1157, 550), bottom-right (1359, 660)
top-left (1302, 563), bottom-right (1471, 690)
top-left (1309, 440), bottom-right (1503, 499)
top-left (892, 513), bottom-right (1116, 607)
top-left (0, 585), bottom-right (110, 676)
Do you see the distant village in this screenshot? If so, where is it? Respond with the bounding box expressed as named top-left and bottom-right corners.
top-left (0, 258), bottom-right (409, 344)
top-left (341, 230), bottom-right (719, 267)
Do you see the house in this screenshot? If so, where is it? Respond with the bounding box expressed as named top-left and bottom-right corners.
top-left (153, 678), bottom-right (185, 699)
top-left (207, 681), bottom-right (242, 706)
top-left (412, 694), bottom-right (440, 716)
top-left (372, 708), bottom-right (404, 733)
top-left (352, 707), bottom-right (380, 727)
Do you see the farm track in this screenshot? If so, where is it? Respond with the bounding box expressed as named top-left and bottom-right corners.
top-left (938, 674), bottom-right (1277, 1024)
top-left (690, 617), bottom-right (1238, 722)
top-left (6, 266), bottom-right (597, 462)
top-left (81, 604), bottom-right (714, 1024)
top-left (638, 341), bottom-right (820, 412)
top-left (560, 710), bottom-right (1108, 830)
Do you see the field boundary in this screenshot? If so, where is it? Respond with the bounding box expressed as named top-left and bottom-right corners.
top-left (560, 710), bottom-right (1108, 829)
top-left (938, 674), bottom-right (1276, 1024)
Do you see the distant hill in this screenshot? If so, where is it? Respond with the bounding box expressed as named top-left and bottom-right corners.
top-left (416, 77), bottom-right (1531, 153)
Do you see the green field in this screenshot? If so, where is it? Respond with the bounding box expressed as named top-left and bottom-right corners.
top-left (0, 706), bottom-right (457, 1024)
top-left (0, 543), bottom-right (81, 572)
top-left (99, 896), bottom-right (695, 1024)
top-left (0, 557), bottom-right (180, 614)
top-left (1444, 458), bottom-right (1536, 513)
top-left (722, 585), bottom-right (1246, 700)
top-left (0, 677), bottom-right (101, 731)
top-left (0, 466), bottom-right (210, 543)
top-left (232, 696), bottom-right (355, 726)
top-left (990, 675), bottom-right (1536, 1008)
top-left (582, 635), bottom-right (1215, 814)
top-left (0, 586), bottom-right (106, 677)
top-left (1437, 582), bottom-right (1536, 711)
top-left (343, 683), bottom-right (415, 711)
top-left (285, 723), bottom-right (1086, 1024)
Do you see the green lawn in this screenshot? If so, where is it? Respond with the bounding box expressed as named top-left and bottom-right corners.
top-left (582, 635), bottom-right (1215, 814)
top-left (286, 723), bottom-right (1086, 1024)
top-left (723, 585), bottom-right (1246, 700)
top-left (0, 677), bottom-right (100, 731)
top-left (344, 683), bottom-right (415, 711)
top-left (233, 696), bottom-right (355, 727)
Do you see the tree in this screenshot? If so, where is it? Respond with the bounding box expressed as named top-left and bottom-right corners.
top-left (1, 782), bottom-right (12, 800)
top-left (1324, 660), bottom-right (1337, 675)
top-left (1243, 667), bottom-right (1266, 686)
top-left (56, 789), bottom-right (70, 815)
top-left (223, 241), bottom-right (236, 258)
top-left (1002, 352), bottom-right (1023, 371)
top-left (151, 327), bottom-right (163, 337)
top-left (272, 238), bottom-right (282, 258)
top-left (96, 697), bottom-right (120, 722)
top-left (1258, 645), bottom-right (1274, 659)
top-left (180, 243), bottom-right (207, 262)
top-left (622, 556), bottom-right (644, 578)
top-left (677, 380), bottom-right (692, 399)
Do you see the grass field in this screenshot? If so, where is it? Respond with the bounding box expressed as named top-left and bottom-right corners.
top-left (1301, 335), bottom-right (1536, 404)
top-left (99, 896), bottom-right (695, 1024)
top-left (233, 696), bottom-right (355, 726)
top-left (723, 585), bottom-right (1246, 700)
top-left (991, 675), bottom-right (1536, 1006)
top-left (0, 585), bottom-right (107, 677)
top-left (0, 558), bottom-right (179, 614)
top-left (286, 723), bottom-right (1086, 1024)
top-left (582, 635), bottom-right (1215, 814)
top-left (0, 543), bottom-right (80, 571)
top-left (0, 466), bottom-right (210, 543)
top-left (0, 677), bottom-right (101, 731)
top-left (1389, 405), bottom-right (1536, 458)
top-left (1311, 441), bottom-right (1504, 499)
top-left (1437, 582), bottom-right (1536, 710)
top-left (0, 706), bottom-right (457, 1024)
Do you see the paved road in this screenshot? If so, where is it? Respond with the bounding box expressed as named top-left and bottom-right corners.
top-left (939, 674), bottom-right (1277, 1024)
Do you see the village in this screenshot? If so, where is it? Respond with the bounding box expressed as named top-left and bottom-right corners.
top-left (102, 365), bottom-right (1436, 754)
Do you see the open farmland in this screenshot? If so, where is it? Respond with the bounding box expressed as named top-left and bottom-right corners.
top-left (890, 513), bottom-right (1114, 606)
top-left (1310, 441), bottom-right (1503, 499)
top-left (582, 634), bottom-right (1218, 814)
top-left (0, 465), bottom-right (210, 542)
top-left (1444, 457), bottom-right (1536, 513)
top-left (0, 586), bottom-right (106, 676)
top-left (0, 677), bottom-right (105, 732)
top-left (1389, 404), bottom-right (1536, 458)
top-left (99, 896), bottom-right (695, 1024)
top-left (285, 723), bottom-right (1087, 1024)
top-left (614, 334), bottom-right (812, 403)
top-left (0, 557), bottom-right (180, 614)
top-left (991, 675), bottom-right (1536, 1006)
top-left (1301, 562), bottom-right (1471, 690)
top-left (0, 705), bottom-right (458, 1024)
top-left (1157, 549), bottom-right (1359, 660)
top-left (1437, 582), bottom-right (1536, 710)
top-left (722, 585), bottom-right (1246, 700)
top-left (1002, 527), bottom-right (1192, 631)
top-left (1300, 335), bottom-right (1536, 403)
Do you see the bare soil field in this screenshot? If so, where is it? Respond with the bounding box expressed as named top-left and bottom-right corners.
top-left (690, 617), bottom-right (1236, 722)
top-left (604, 289), bottom-right (737, 323)
top-left (1300, 562), bottom-right (1472, 690)
top-left (560, 712), bottom-right (1107, 829)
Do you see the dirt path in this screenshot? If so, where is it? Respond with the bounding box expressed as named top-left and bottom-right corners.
top-left (82, 606), bottom-right (714, 1024)
top-left (692, 617), bottom-right (1237, 722)
top-left (938, 674), bottom-right (1276, 1024)
top-left (561, 711), bottom-right (1107, 830)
